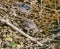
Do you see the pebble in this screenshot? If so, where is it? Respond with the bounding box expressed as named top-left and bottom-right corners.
top-left (17, 2), bottom-right (32, 15)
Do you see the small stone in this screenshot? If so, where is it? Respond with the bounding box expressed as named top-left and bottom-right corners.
top-left (17, 2), bottom-right (32, 15)
top-left (16, 44), bottom-right (23, 49)
top-left (40, 29), bottom-right (43, 32)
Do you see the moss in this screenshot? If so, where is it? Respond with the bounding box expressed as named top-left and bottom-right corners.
top-left (10, 42), bottom-right (17, 47)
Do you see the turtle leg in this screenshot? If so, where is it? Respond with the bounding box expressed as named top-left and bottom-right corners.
top-left (27, 30), bottom-right (30, 35)
top-left (32, 30), bottom-right (36, 36)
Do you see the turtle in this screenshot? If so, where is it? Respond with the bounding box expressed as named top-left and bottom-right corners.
top-left (21, 18), bottom-right (39, 35)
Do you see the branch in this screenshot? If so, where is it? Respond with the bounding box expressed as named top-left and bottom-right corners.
top-left (0, 16), bottom-right (43, 46)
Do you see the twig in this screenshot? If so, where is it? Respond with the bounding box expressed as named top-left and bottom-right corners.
top-left (39, 5), bottom-right (58, 13)
top-left (39, 0), bottom-right (43, 18)
top-left (0, 16), bottom-right (43, 46)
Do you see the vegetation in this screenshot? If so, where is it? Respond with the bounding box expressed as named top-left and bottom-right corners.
top-left (0, 0), bottom-right (60, 49)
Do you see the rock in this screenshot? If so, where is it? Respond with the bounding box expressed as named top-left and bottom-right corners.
top-left (17, 2), bottom-right (32, 15)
